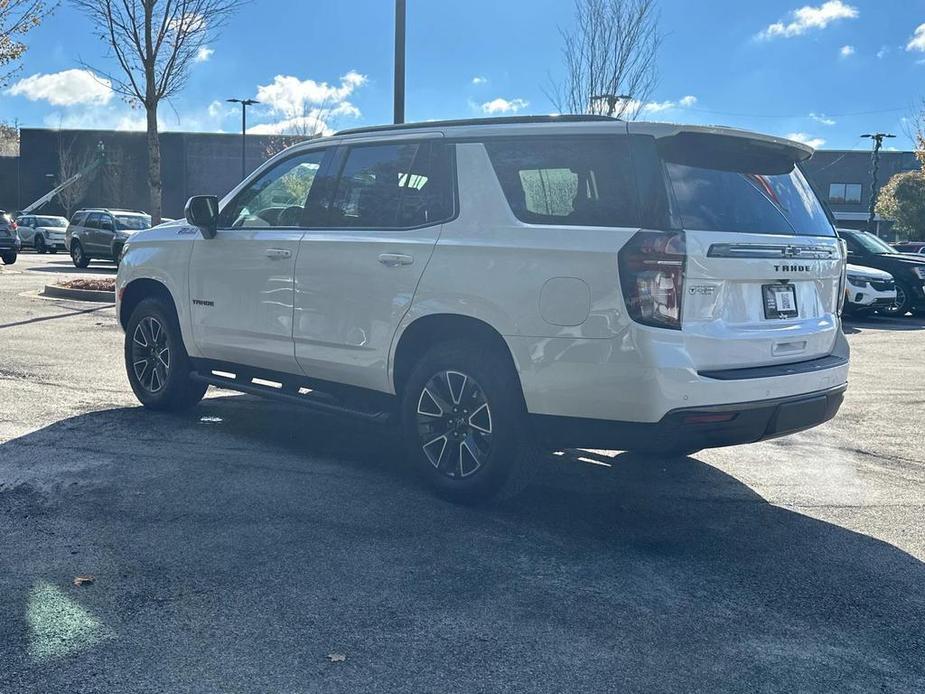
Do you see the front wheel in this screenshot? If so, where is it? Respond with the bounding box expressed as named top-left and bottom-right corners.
top-left (880, 281), bottom-right (913, 317)
top-left (400, 340), bottom-right (535, 503)
top-left (70, 240), bottom-right (91, 269)
top-left (125, 298), bottom-right (207, 411)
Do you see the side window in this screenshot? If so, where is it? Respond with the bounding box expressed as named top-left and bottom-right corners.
top-left (20, 217), bottom-right (31, 227)
top-left (484, 136), bottom-right (639, 227)
top-left (328, 143), bottom-right (419, 228)
top-left (99, 215), bottom-right (115, 231)
top-left (84, 213), bottom-right (100, 229)
top-left (70, 212), bottom-right (85, 226)
top-left (219, 149), bottom-right (327, 229)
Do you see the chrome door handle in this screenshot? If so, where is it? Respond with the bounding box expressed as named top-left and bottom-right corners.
top-left (265, 248), bottom-right (292, 259)
top-left (378, 253), bottom-right (413, 267)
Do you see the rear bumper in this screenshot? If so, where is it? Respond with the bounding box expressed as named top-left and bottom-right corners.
top-left (0, 238), bottom-right (20, 253)
top-left (532, 383), bottom-right (847, 451)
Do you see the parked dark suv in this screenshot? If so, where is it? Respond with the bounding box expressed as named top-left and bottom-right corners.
top-left (838, 228), bottom-right (925, 316)
top-left (0, 210), bottom-right (21, 265)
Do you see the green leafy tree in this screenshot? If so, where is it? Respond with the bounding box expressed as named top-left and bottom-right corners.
top-left (876, 171), bottom-right (925, 241)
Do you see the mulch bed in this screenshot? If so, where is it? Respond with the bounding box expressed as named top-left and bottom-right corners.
top-left (58, 278), bottom-right (116, 292)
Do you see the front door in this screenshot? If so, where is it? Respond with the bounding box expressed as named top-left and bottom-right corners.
top-left (294, 139), bottom-right (453, 392)
top-left (188, 146), bottom-right (329, 374)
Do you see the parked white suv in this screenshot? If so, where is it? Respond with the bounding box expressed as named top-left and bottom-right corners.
top-left (116, 116), bottom-right (849, 501)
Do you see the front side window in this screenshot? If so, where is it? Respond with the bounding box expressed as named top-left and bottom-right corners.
top-left (219, 149), bottom-right (327, 228)
top-left (484, 136), bottom-right (639, 227)
top-left (327, 142), bottom-right (452, 228)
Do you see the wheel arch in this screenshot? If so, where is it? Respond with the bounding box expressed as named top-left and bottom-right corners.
top-left (391, 313), bottom-right (524, 399)
top-left (119, 278), bottom-right (179, 331)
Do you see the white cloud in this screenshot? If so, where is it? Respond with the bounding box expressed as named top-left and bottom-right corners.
top-left (251, 70), bottom-right (367, 134)
top-left (6, 69), bottom-right (113, 106)
top-left (195, 46), bottom-right (214, 62)
top-left (810, 112), bottom-right (836, 126)
top-left (472, 76), bottom-right (487, 85)
top-left (757, 1), bottom-right (858, 40)
top-left (907, 24), bottom-right (925, 52)
top-left (877, 46), bottom-right (889, 59)
top-left (786, 132), bottom-right (826, 149)
top-left (207, 100), bottom-right (224, 118)
top-left (641, 100), bottom-right (676, 113)
top-left (679, 95), bottom-right (698, 107)
top-left (481, 97), bottom-right (529, 114)
top-left (839, 44), bottom-right (855, 57)
top-left (256, 70), bottom-right (366, 115)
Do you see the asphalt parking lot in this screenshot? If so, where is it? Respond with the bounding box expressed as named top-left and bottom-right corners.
top-left (1, 251), bottom-right (924, 693)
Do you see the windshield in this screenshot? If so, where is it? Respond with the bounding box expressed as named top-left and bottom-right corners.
top-left (115, 215), bottom-right (151, 230)
top-left (666, 162), bottom-right (835, 237)
top-left (842, 229), bottom-right (897, 254)
top-left (37, 216), bottom-right (68, 227)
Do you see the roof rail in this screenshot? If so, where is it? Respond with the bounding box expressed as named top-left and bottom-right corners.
top-left (336, 114), bottom-right (618, 136)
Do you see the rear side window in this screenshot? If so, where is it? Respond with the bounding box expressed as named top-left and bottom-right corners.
top-left (484, 136), bottom-right (639, 227)
top-left (70, 212), bottom-right (86, 226)
top-left (328, 142), bottom-right (453, 228)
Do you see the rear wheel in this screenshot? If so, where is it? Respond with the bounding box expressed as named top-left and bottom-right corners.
top-left (70, 240), bottom-right (91, 269)
top-left (125, 298), bottom-right (207, 411)
top-left (34, 235), bottom-right (46, 254)
top-left (400, 340), bottom-right (535, 503)
top-left (1, 252), bottom-right (16, 265)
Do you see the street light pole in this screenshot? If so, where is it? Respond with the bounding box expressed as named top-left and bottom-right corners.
top-left (227, 98), bottom-right (259, 181)
top-left (394, 0), bottom-right (406, 124)
top-left (861, 132), bottom-right (896, 236)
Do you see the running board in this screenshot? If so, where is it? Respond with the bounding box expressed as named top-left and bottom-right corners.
top-left (189, 371), bottom-right (393, 424)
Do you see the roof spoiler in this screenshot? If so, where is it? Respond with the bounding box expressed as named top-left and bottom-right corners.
top-left (657, 131), bottom-right (812, 176)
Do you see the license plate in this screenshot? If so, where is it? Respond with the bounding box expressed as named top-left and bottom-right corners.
top-left (763, 283), bottom-right (798, 319)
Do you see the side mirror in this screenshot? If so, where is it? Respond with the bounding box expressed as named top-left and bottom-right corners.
top-left (185, 195), bottom-right (219, 239)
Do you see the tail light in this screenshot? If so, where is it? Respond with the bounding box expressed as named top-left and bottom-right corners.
top-left (618, 230), bottom-right (686, 330)
top-left (10, 221), bottom-right (17, 231)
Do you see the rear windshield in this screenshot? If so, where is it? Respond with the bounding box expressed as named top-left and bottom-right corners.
top-left (666, 162), bottom-right (835, 237)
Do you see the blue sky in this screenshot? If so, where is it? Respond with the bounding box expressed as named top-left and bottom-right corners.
top-left (1, 0), bottom-right (923, 151)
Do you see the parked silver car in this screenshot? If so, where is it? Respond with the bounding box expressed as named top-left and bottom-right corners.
top-left (65, 208), bottom-right (151, 268)
top-left (16, 214), bottom-right (68, 254)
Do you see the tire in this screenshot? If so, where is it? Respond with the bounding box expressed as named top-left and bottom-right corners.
top-left (400, 340), bottom-right (536, 503)
top-left (34, 235), bottom-right (47, 254)
top-left (1, 252), bottom-right (16, 265)
top-left (124, 297), bottom-right (207, 411)
top-left (880, 281), bottom-right (913, 317)
top-left (70, 240), bottom-right (91, 268)
top-left (49, 247), bottom-right (58, 254)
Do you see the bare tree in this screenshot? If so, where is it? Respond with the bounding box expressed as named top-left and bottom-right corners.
top-left (261, 101), bottom-right (340, 159)
top-left (73, 0), bottom-right (243, 224)
top-left (904, 99), bottom-right (925, 169)
top-left (0, 0), bottom-right (54, 86)
top-left (56, 136), bottom-right (99, 217)
top-left (547, 0), bottom-right (661, 119)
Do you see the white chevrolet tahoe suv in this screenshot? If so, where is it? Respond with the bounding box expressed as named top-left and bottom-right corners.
top-left (116, 116), bottom-right (849, 501)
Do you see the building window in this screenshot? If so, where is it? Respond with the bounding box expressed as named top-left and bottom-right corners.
top-left (829, 183), bottom-right (863, 204)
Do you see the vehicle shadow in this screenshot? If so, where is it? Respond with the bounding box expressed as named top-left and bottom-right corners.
top-left (22, 256), bottom-right (117, 275)
top-left (842, 313), bottom-right (925, 333)
top-left (1, 396), bottom-right (922, 692)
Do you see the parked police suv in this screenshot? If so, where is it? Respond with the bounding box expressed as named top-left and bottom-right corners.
top-left (116, 116), bottom-right (850, 501)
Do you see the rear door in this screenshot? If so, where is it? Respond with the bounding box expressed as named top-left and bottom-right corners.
top-left (293, 137), bottom-right (452, 391)
top-left (658, 132), bottom-right (843, 370)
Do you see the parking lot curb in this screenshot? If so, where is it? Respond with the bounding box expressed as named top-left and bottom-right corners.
top-left (43, 284), bottom-right (116, 303)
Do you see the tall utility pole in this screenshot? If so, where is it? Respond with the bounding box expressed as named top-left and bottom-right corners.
top-left (228, 98), bottom-right (260, 180)
top-left (394, 0), bottom-right (406, 124)
top-left (861, 132), bottom-right (896, 235)
top-left (590, 93), bottom-right (632, 117)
